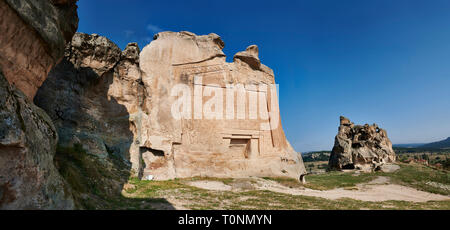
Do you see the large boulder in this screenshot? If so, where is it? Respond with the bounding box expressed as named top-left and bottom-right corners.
top-left (328, 116), bottom-right (396, 171)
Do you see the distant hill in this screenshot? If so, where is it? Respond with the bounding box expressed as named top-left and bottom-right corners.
top-left (393, 147), bottom-right (450, 154)
top-left (302, 151), bottom-right (331, 162)
top-left (393, 143), bottom-right (426, 148)
top-left (420, 137), bottom-right (450, 149)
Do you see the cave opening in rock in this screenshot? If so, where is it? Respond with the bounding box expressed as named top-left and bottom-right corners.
top-left (140, 147), bottom-right (165, 157)
top-left (300, 174), bottom-right (306, 184)
top-left (342, 164), bottom-right (355, 170)
top-left (140, 147), bottom-right (167, 179)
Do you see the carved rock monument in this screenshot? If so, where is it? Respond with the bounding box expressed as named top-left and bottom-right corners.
top-left (36, 31), bottom-right (306, 184)
top-left (139, 31), bottom-right (306, 180)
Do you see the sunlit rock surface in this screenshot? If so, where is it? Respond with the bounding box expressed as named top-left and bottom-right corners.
top-left (139, 31), bottom-right (306, 180)
top-left (328, 116), bottom-right (396, 171)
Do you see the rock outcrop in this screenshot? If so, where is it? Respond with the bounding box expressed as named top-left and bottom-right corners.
top-left (139, 31), bottom-right (306, 180)
top-left (36, 33), bottom-right (143, 161)
top-left (36, 31), bottom-right (306, 190)
top-left (0, 71), bottom-right (74, 209)
top-left (0, 0), bottom-right (78, 209)
top-left (328, 116), bottom-right (396, 171)
top-left (1, 0), bottom-right (303, 209)
top-left (0, 0), bottom-right (79, 100)
top-left (35, 33), bottom-right (144, 206)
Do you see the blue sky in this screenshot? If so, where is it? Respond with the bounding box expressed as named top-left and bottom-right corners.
top-left (78, 0), bottom-right (450, 152)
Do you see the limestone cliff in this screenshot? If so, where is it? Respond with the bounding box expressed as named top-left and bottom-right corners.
top-left (0, 0), bottom-right (78, 209)
top-left (328, 116), bottom-right (396, 171)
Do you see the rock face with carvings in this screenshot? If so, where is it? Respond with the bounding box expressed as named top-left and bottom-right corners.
top-left (328, 116), bottom-right (396, 171)
top-left (139, 31), bottom-right (306, 180)
top-left (37, 31), bottom-right (306, 187)
top-left (0, 0), bottom-right (78, 209)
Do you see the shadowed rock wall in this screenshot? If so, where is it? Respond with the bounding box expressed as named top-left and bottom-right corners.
top-left (35, 33), bottom-right (145, 207)
top-left (0, 0), bottom-right (78, 209)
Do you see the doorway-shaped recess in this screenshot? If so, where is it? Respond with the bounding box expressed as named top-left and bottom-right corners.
top-left (140, 147), bottom-right (166, 179)
top-left (223, 131), bottom-right (261, 159)
top-left (229, 138), bottom-right (251, 158)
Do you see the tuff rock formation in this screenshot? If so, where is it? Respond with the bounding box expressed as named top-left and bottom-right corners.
top-left (1, 0), bottom-right (303, 209)
top-left (36, 31), bottom-right (306, 191)
top-left (0, 71), bottom-right (74, 209)
top-left (0, 0), bottom-right (78, 209)
top-left (139, 31), bottom-right (306, 180)
top-left (328, 116), bottom-right (396, 171)
top-left (0, 0), bottom-right (79, 100)
top-left (35, 33), bottom-right (144, 206)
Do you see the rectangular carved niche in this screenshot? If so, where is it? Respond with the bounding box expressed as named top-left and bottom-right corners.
top-left (223, 131), bottom-right (261, 159)
top-left (229, 138), bottom-right (251, 158)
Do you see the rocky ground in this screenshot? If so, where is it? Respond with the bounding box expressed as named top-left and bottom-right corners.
top-left (188, 176), bottom-right (448, 202)
top-left (87, 162), bottom-right (450, 210)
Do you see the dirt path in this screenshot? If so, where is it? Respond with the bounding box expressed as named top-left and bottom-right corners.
top-left (188, 177), bottom-right (450, 203)
top-left (188, 181), bottom-right (233, 191)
